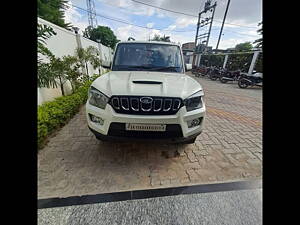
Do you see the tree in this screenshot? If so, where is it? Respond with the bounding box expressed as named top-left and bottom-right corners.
top-left (38, 0), bottom-right (71, 30)
top-left (62, 55), bottom-right (82, 93)
top-left (253, 22), bottom-right (262, 48)
top-left (86, 46), bottom-right (102, 75)
top-left (150, 34), bottom-right (171, 42)
top-left (83, 26), bottom-right (119, 48)
top-left (37, 23), bottom-right (57, 89)
top-left (74, 46), bottom-right (102, 78)
top-left (235, 42), bottom-right (253, 52)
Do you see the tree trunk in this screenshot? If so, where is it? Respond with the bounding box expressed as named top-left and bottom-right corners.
top-left (70, 81), bottom-right (75, 94)
top-left (85, 61), bottom-right (89, 77)
top-left (58, 76), bottom-right (65, 96)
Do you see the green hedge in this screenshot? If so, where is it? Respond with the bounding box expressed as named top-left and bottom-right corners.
top-left (200, 54), bottom-right (225, 67)
top-left (254, 52), bottom-right (263, 73)
top-left (38, 76), bottom-right (98, 150)
top-left (226, 53), bottom-right (253, 72)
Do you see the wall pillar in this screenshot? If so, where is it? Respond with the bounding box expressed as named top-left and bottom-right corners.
top-left (248, 51), bottom-right (260, 74)
top-left (223, 54), bottom-right (228, 68)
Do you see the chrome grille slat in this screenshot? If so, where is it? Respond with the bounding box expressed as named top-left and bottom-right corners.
top-left (110, 96), bottom-right (182, 115)
top-left (120, 97), bottom-right (129, 110)
top-left (173, 99), bottom-right (181, 110)
top-left (130, 98), bottom-right (139, 111)
top-left (154, 99), bottom-right (163, 112)
top-left (163, 99), bottom-right (172, 111)
top-left (111, 97), bottom-right (120, 109)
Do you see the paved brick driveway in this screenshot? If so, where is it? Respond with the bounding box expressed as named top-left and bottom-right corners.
top-left (38, 72), bottom-right (262, 199)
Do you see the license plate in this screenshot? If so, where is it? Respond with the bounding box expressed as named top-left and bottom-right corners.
top-left (125, 123), bottom-right (166, 132)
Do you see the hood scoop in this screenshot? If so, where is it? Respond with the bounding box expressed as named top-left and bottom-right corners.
top-left (132, 81), bottom-right (162, 84)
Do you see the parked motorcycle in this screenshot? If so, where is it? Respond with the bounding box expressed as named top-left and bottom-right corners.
top-left (238, 71), bottom-right (263, 88)
top-left (209, 67), bottom-right (226, 81)
top-left (197, 66), bottom-right (210, 77)
top-left (191, 66), bottom-right (199, 75)
top-left (220, 69), bottom-right (241, 83)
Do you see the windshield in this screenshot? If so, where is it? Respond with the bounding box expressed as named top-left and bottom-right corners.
top-left (112, 43), bottom-right (184, 73)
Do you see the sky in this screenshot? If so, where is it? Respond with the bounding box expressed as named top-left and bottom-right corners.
top-left (64, 0), bottom-right (262, 49)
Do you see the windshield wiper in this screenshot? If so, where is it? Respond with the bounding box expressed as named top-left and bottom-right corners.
top-left (148, 66), bottom-right (181, 71)
top-left (125, 65), bottom-right (153, 70)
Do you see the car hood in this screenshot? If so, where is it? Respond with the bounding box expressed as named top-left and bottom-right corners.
top-left (91, 71), bottom-right (203, 99)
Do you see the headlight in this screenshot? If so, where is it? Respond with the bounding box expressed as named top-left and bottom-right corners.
top-left (184, 90), bottom-right (204, 112)
top-left (88, 86), bottom-right (109, 109)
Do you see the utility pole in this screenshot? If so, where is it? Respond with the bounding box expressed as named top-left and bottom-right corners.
top-left (194, 0), bottom-right (217, 54)
top-left (216, 0), bottom-right (231, 50)
top-left (86, 0), bottom-right (98, 28)
top-left (193, 0), bottom-right (217, 67)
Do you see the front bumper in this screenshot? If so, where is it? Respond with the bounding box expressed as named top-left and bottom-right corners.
top-left (88, 126), bottom-right (201, 143)
top-left (86, 101), bottom-right (206, 140)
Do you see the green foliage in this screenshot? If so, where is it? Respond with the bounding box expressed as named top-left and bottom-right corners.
top-left (83, 25), bottom-right (119, 48)
top-left (235, 42), bottom-right (253, 52)
top-left (200, 54), bottom-right (225, 67)
top-left (38, 23), bottom-right (57, 89)
top-left (253, 22), bottom-right (263, 48)
top-left (37, 0), bottom-right (72, 29)
top-left (150, 34), bottom-right (171, 42)
top-left (227, 53), bottom-right (253, 72)
top-left (37, 77), bottom-right (99, 150)
top-left (254, 52), bottom-right (263, 72)
top-left (74, 46), bottom-right (102, 77)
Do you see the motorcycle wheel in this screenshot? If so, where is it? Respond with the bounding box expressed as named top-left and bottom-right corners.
top-left (210, 74), bottom-right (218, 81)
top-left (238, 78), bottom-right (249, 88)
top-left (220, 77), bottom-right (228, 83)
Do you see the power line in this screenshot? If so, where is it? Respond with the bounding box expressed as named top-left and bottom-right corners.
top-left (131, 0), bottom-right (197, 17)
top-left (69, 3), bottom-right (196, 33)
top-left (130, 0), bottom-right (259, 29)
top-left (66, 2), bottom-right (261, 38)
top-left (221, 29), bottom-right (260, 37)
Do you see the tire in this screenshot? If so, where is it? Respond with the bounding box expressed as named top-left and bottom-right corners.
top-left (182, 137), bottom-right (196, 144)
top-left (210, 74), bottom-right (218, 81)
top-left (238, 78), bottom-right (249, 88)
top-left (220, 77), bottom-right (228, 83)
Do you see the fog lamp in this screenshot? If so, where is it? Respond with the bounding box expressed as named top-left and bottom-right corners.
top-left (187, 118), bottom-right (202, 128)
top-left (89, 114), bottom-right (104, 125)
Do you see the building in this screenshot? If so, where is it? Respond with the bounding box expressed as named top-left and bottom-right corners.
top-left (182, 42), bottom-right (195, 51)
top-left (195, 44), bottom-right (213, 54)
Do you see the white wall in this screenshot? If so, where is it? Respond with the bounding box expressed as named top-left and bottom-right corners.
top-left (38, 17), bottom-right (113, 105)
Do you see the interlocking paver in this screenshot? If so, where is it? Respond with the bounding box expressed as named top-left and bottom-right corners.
top-left (38, 73), bottom-right (262, 199)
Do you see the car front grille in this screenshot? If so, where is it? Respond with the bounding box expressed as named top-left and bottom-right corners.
top-left (108, 123), bottom-right (183, 138)
top-left (108, 96), bottom-right (183, 115)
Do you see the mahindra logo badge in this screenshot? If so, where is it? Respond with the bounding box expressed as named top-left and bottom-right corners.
top-left (140, 97), bottom-right (153, 104)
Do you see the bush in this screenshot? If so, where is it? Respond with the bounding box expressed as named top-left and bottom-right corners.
top-left (227, 53), bottom-right (253, 72)
top-left (254, 52), bottom-right (263, 73)
top-left (38, 76), bottom-right (99, 150)
top-left (200, 54), bottom-right (225, 67)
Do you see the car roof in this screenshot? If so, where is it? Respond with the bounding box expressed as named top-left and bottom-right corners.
top-left (117, 41), bottom-right (180, 47)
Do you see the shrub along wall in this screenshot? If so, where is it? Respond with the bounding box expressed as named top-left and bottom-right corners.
top-left (254, 52), bottom-right (263, 73)
top-left (226, 52), bottom-right (253, 72)
top-left (200, 54), bottom-right (225, 67)
top-left (198, 52), bottom-right (263, 73)
top-left (38, 75), bottom-right (99, 150)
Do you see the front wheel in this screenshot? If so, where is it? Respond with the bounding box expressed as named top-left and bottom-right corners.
top-left (238, 78), bottom-right (250, 88)
top-left (220, 77), bottom-right (228, 83)
top-left (210, 74), bottom-right (218, 81)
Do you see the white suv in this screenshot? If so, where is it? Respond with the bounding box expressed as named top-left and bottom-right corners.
top-left (86, 41), bottom-right (205, 144)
